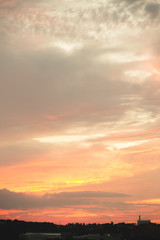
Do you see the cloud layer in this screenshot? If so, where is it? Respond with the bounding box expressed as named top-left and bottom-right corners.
top-left (0, 189), bottom-right (129, 210)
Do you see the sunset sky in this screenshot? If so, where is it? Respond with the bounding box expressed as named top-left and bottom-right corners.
top-left (0, 0), bottom-right (160, 224)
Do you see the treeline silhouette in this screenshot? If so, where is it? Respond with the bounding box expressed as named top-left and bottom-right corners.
top-left (1, 219), bottom-right (160, 240)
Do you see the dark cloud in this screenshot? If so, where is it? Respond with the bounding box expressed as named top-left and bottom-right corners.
top-left (0, 189), bottom-right (40, 210)
top-left (0, 41), bottom-right (159, 146)
top-left (0, 189), bottom-right (129, 210)
top-left (0, 46), bottom-right (142, 142)
top-left (49, 191), bottom-right (129, 198)
top-left (145, 3), bottom-right (160, 18)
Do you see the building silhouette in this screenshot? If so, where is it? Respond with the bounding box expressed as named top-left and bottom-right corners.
top-left (137, 215), bottom-right (150, 225)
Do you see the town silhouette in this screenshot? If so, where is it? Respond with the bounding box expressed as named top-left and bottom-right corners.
top-left (1, 216), bottom-right (160, 240)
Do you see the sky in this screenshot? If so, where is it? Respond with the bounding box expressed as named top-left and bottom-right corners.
top-left (0, 0), bottom-right (160, 224)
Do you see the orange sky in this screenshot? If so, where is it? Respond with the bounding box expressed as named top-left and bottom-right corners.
top-left (0, 0), bottom-right (160, 224)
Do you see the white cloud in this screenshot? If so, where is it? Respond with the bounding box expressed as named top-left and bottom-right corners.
top-left (34, 134), bottom-right (105, 144)
top-left (106, 139), bottom-right (149, 151)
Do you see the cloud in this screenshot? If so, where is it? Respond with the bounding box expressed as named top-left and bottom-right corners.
top-left (145, 3), bottom-right (160, 18)
top-left (0, 0), bottom-right (159, 53)
top-left (0, 0), bottom-right (159, 145)
top-left (0, 0), bottom-right (160, 223)
top-left (0, 189), bottom-right (129, 210)
top-left (0, 46), bottom-right (143, 142)
top-left (49, 191), bottom-right (129, 198)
